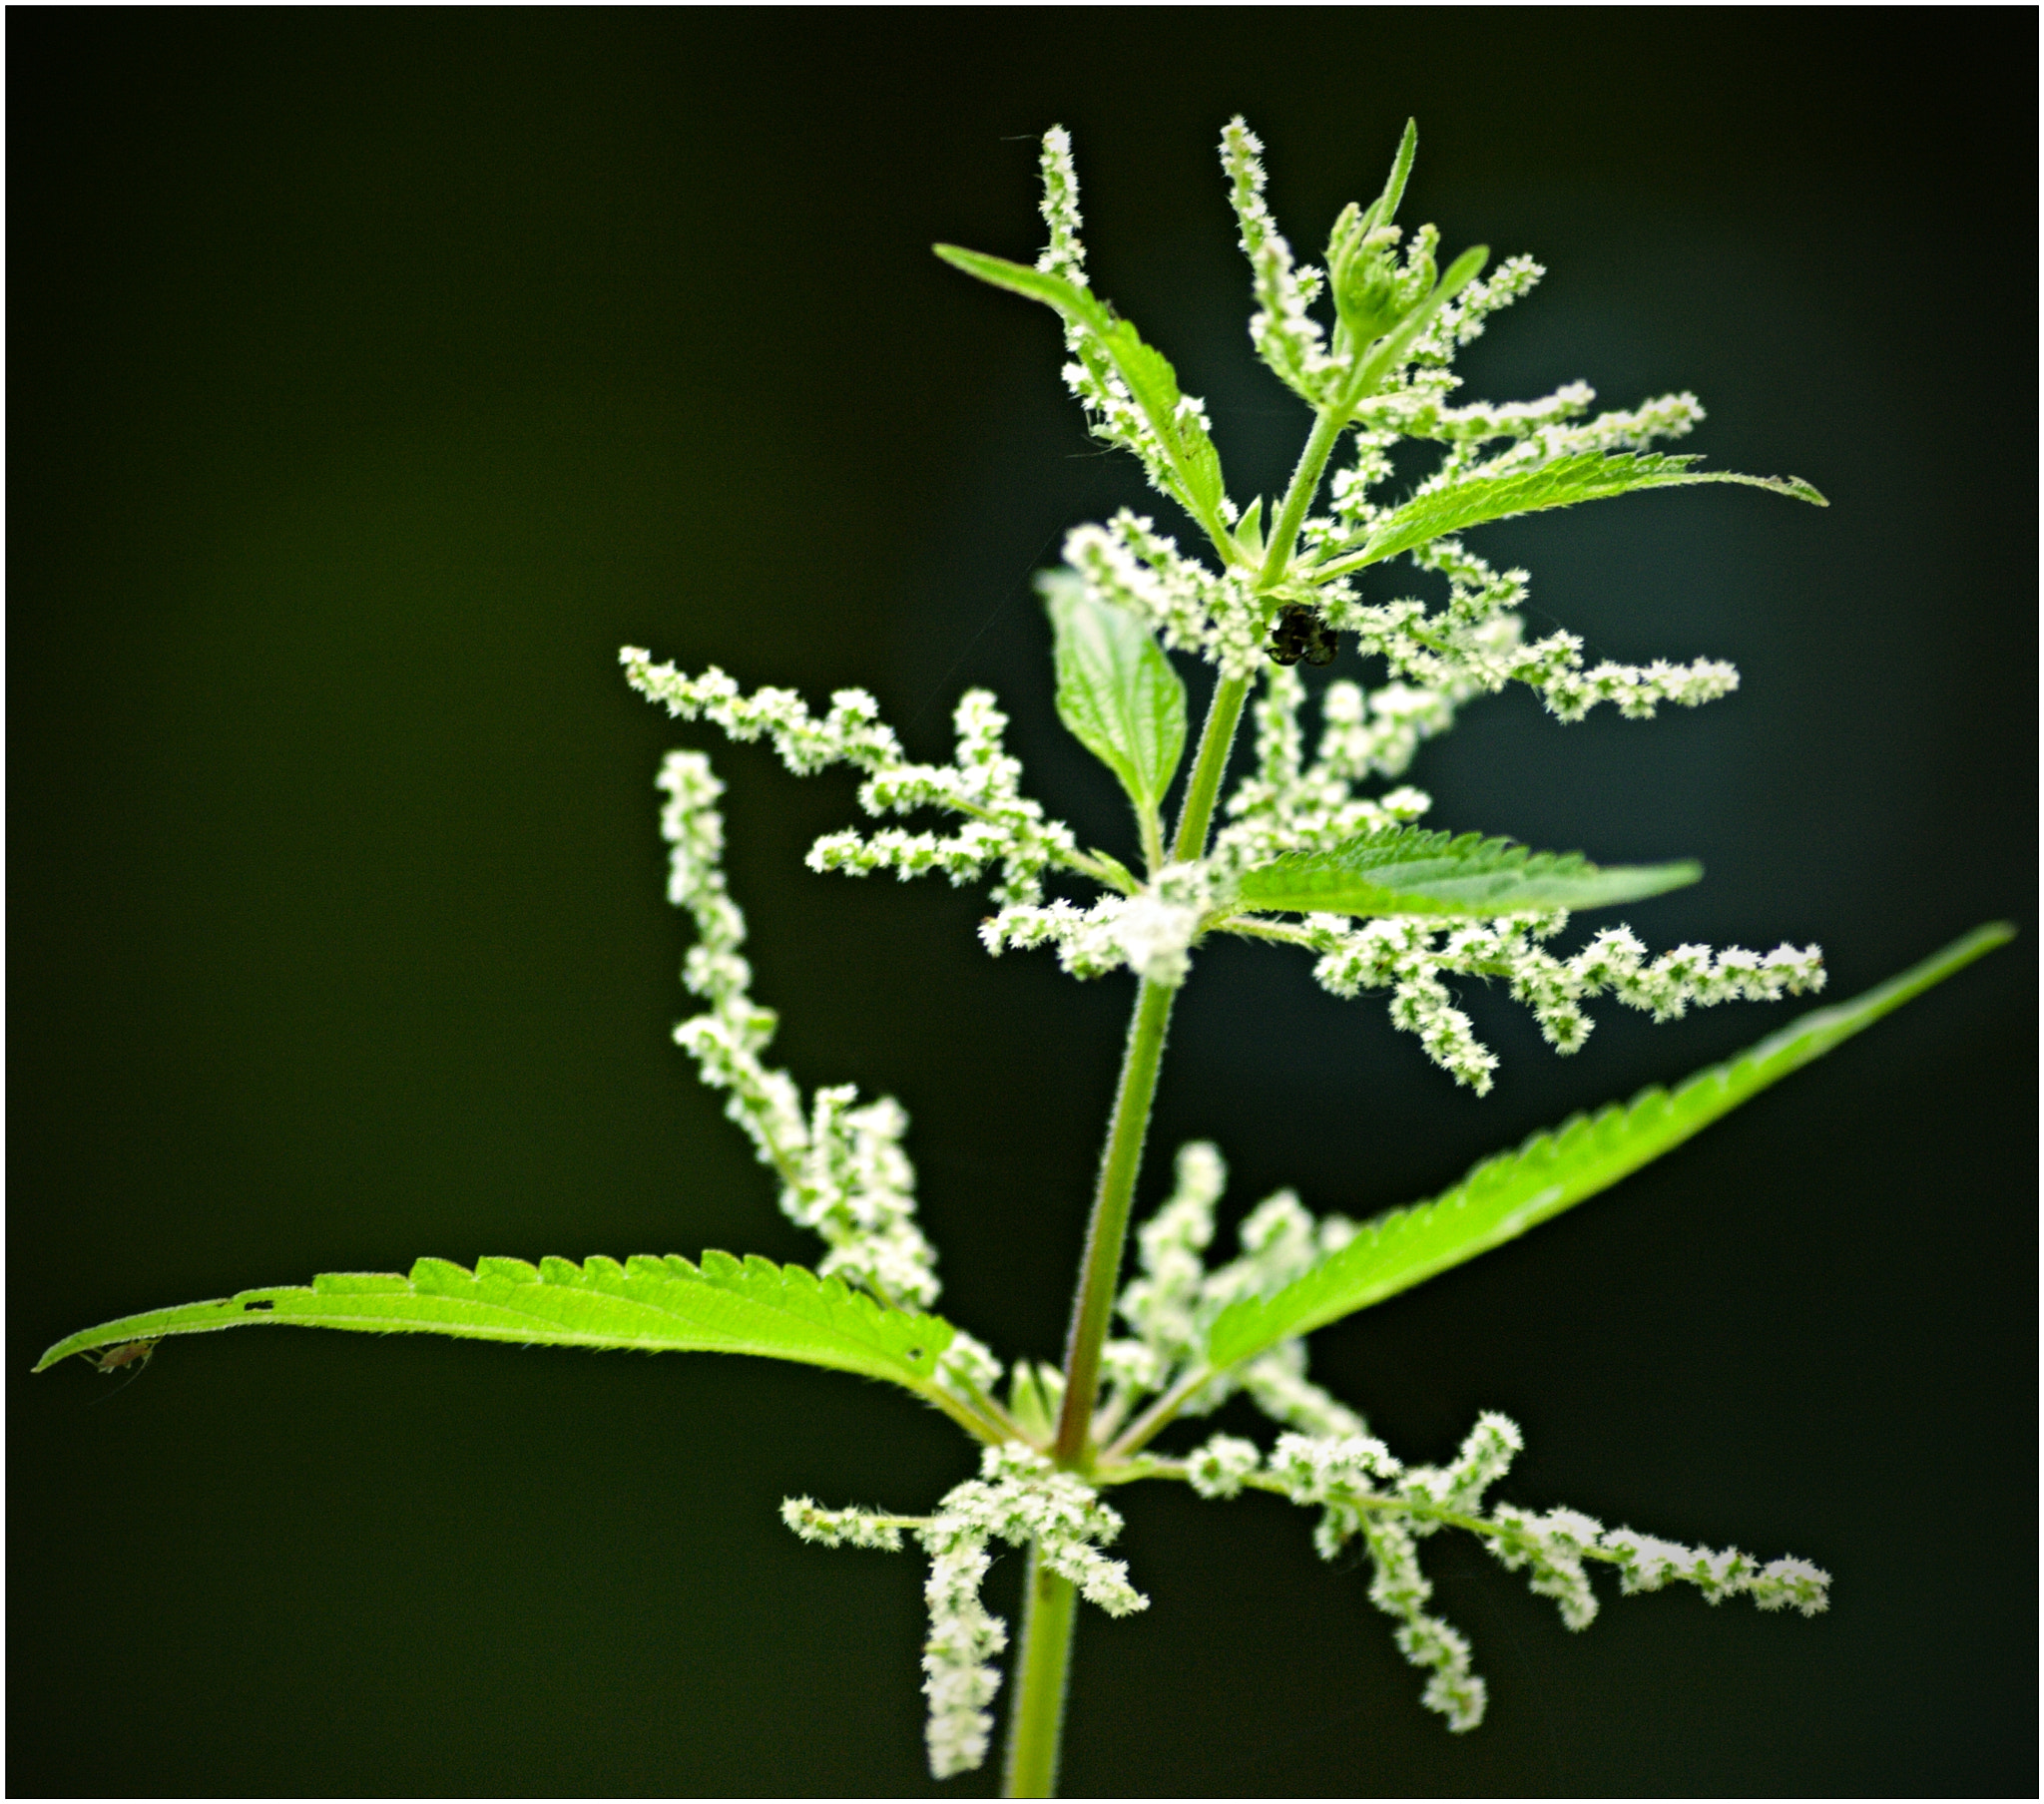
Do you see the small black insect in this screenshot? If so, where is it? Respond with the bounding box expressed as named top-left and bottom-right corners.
top-left (1268, 603), bottom-right (1337, 668)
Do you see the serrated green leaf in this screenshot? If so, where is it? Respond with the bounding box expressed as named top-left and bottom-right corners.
top-left (934, 243), bottom-right (1232, 540)
top-left (34, 1251), bottom-right (960, 1399)
top-left (1206, 923), bottom-right (2013, 1372)
top-left (1319, 450), bottom-right (1827, 576)
top-left (1233, 825), bottom-right (1699, 920)
top-left (1039, 568), bottom-right (1187, 818)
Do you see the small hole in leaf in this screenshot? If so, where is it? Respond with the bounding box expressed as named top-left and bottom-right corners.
top-left (906, 1348), bottom-right (924, 1361)
top-left (244, 1299), bottom-right (275, 1312)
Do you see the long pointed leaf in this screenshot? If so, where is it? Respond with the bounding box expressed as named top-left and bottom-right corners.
top-left (1206, 923), bottom-right (2013, 1372)
top-left (931, 244), bottom-right (1115, 333)
top-left (933, 243), bottom-right (1231, 537)
top-left (1317, 450), bottom-right (1826, 576)
top-left (36, 1251), bottom-right (958, 1398)
top-left (1233, 826), bottom-right (1699, 920)
top-left (1357, 119), bottom-right (1418, 236)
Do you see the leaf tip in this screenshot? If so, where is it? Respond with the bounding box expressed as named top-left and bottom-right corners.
top-left (1438, 243), bottom-right (1489, 296)
top-left (1935, 920), bottom-right (2018, 971)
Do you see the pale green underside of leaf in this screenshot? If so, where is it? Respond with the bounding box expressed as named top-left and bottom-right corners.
top-left (34, 1252), bottom-right (958, 1396)
top-left (1041, 568), bottom-right (1187, 815)
top-left (1206, 923), bottom-right (2013, 1372)
top-left (1324, 451), bottom-right (1827, 574)
top-left (1234, 826), bottom-right (1699, 919)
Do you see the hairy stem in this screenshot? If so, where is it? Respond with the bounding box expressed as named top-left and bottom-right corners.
top-left (1258, 400), bottom-right (1348, 589)
top-left (1170, 674), bottom-right (1250, 863)
top-left (1012, 928), bottom-right (1180, 1793)
top-left (1051, 974), bottom-right (1177, 1465)
top-left (1139, 803), bottom-right (1167, 880)
top-left (1002, 1549), bottom-right (1078, 1797)
top-left (1018, 396), bottom-right (1353, 1786)
top-left (1012, 656), bottom-right (1260, 1789)
top-left (1101, 1364), bottom-right (1216, 1464)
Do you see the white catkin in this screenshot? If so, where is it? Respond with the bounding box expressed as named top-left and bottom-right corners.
top-left (642, 739), bottom-right (947, 1312)
top-left (779, 1445), bottom-right (1151, 1782)
top-left (1187, 1409), bottom-right (1827, 1733)
top-left (909, 1446), bottom-right (1149, 1777)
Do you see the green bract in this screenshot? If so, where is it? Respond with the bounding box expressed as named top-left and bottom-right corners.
top-left (39, 113), bottom-right (2010, 1800)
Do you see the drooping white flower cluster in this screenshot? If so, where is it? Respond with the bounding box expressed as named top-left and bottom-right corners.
top-left (1175, 1411), bottom-right (1829, 1734)
top-left (1358, 1513), bottom-right (1489, 1731)
top-left (647, 743), bottom-right (940, 1311)
top-left (1097, 1141), bottom-right (1366, 1440)
top-left (917, 1513), bottom-right (1008, 1780)
top-left (1303, 908), bottom-right (1826, 1093)
top-left (781, 1443), bottom-right (1147, 1780)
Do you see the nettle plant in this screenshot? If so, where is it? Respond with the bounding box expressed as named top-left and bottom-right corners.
top-left (43, 121), bottom-right (2010, 1795)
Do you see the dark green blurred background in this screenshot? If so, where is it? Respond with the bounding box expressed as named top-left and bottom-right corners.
top-left (12, 11), bottom-right (2035, 1797)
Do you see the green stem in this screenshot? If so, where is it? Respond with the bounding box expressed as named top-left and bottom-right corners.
top-left (1008, 659), bottom-right (1261, 1790)
top-left (1100, 1364), bottom-right (1215, 1464)
top-left (1013, 385), bottom-right (1364, 1789)
top-left (1139, 805), bottom-right (1167, 880)
top-left (1170, 674), bottom-right (1250, 863)
top-left (1002, 1550), bottom-right (1079, 1797)
top-left (1050, 974), bottom-right (1177, 1466)
top-left (1258, 400), bottom-right (1350, 589)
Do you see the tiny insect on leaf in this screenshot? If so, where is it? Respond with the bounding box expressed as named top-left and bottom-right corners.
top-left (86, 1339), bottom-right (159, 1376)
